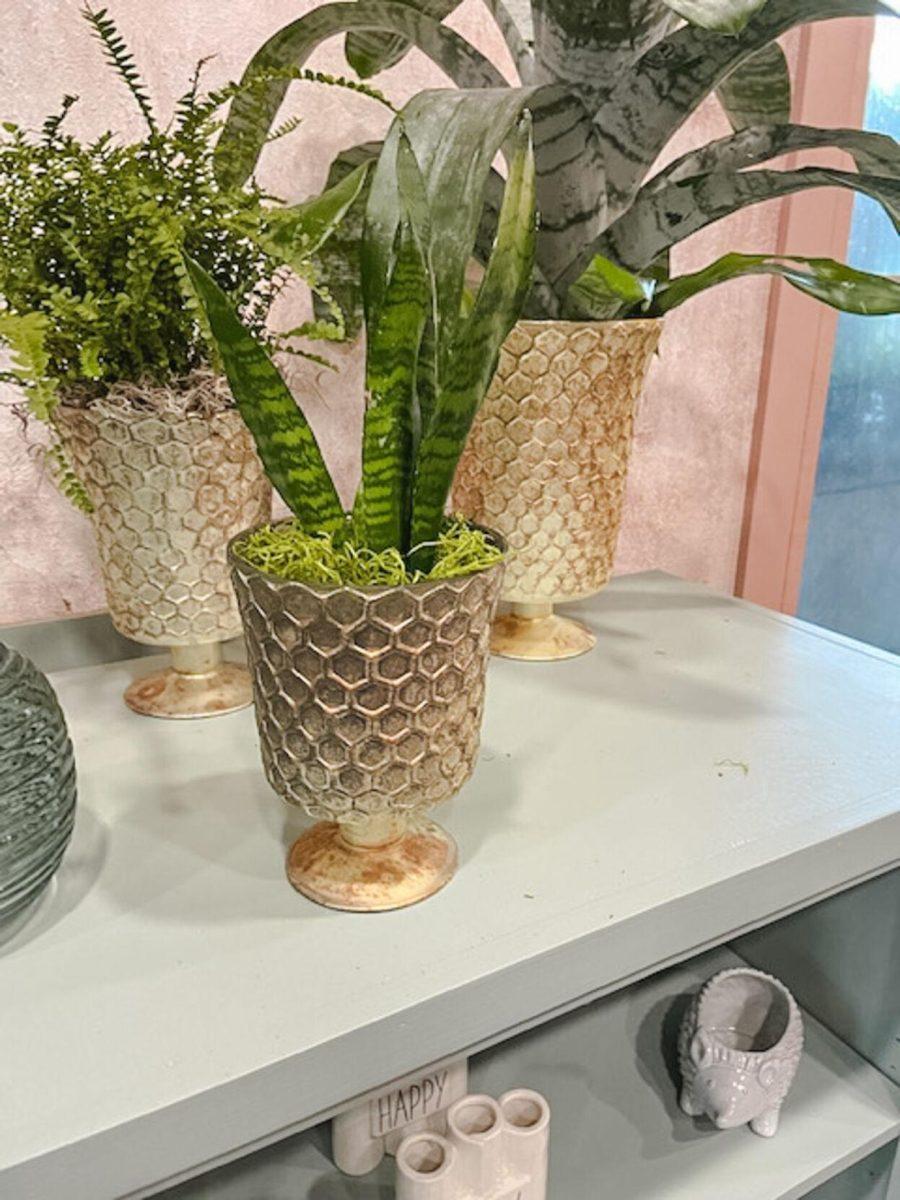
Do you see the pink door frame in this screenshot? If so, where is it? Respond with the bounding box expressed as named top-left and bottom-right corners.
top-left (735, 19), bottom-right (876, 614)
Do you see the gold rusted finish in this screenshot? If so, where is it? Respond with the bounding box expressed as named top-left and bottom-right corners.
top-left (490, 604), bottom-right (596, 662)
top-left (55, 400), bottom-right (271, 717)
top-left (453, 319), bottom-right (661, 659)
top-left (230, 527), bottom-right (504, 911)
top-left (123, 643), bottom-right (253, 720)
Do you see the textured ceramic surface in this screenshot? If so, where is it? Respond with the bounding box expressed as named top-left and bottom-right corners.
top-left (0, 644), bottom-right (76, 925)
top-left (333, 1060), bottom-right (469, 1176)
top-left (395, 1090), bottom-right (550, 1200)
top-left (454, 320), bottom-right (662, 606)
top-left (55, 402), bottom-right (271, 646)
top-left (679, 967), bottom-right (804, 1137)
top-left (230, 529), bottom-right (504, 909)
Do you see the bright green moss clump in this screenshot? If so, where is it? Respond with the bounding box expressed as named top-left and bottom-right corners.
top-left (235, 518), bottom-right (503, 587)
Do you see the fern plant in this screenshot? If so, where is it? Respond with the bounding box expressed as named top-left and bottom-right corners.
top-left (215, 0), bottom-right (900, 321)
top-left (188, 87), bottom-right (536, 576)
top-left (0, 5), bottom-right (388, 510)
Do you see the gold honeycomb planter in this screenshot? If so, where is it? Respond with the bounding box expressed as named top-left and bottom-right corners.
top-left (229, 525), bottom-right (504, 912)
top-left (453, 319), bottom-right (662, 661)
top-left (55, 400), bottom-right (271, 718)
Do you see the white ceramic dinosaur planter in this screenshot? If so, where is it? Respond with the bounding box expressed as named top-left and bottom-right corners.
top-left (679, 967), bottom-right (804, 1137)
top-left (395, 1090), bottom-right (550, 1200)
top-left (333, 1061), bottom-right (468, 1175)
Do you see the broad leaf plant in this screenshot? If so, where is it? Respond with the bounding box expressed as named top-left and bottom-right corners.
top-left (215, 0), bottom-right (900, 320)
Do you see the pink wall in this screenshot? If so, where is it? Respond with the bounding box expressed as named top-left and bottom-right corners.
top-left (0, 1), bottom-right (790, 625)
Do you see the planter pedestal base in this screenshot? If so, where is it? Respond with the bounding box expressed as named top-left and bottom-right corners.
top-left (124, 643), bottom-right (252, 720)
top-left (491, 604), bottom-right (595, 662)
top-left (287, 815), bottom-right (458, 912)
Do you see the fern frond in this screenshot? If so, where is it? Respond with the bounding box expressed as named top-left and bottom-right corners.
top-left (42, 94), bottom-right (79, 145)
top-left (0, 311), bottom-right (59, 420)
top-left (173, 55), bottom-right (216, 133)
top-left (265, 114), bottom-right (304, 144)
top-left (81, 6), bottom-right (157, 133)
top-left (46, 441), bottom-right (93, 513)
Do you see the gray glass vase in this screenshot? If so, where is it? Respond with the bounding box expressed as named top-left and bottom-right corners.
top-left (0, 644), bottom-right (77, 925)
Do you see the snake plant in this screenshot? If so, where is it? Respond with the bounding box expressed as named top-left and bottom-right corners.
top-left (215, 0), bottom-right (900, 320)
top-left (189, 88), bottom-right (535, 573)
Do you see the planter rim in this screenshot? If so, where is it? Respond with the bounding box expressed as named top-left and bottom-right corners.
top-left (53, 400), bottom-right (238, 428)
top-left (227, 517), bottom-right (506, 597)
top-left (697, 967), bottom-right (798, 1058)
top-left (511, 317), bottom-right (663, 332)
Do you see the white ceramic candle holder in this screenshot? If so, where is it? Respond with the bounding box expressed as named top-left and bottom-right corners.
top-left (679, 967), bottom-right (804, 1137)
top-left (395, 1089), bottom-right (550, 1200)
top-left (333, 1061), bottom-right (469, 1175)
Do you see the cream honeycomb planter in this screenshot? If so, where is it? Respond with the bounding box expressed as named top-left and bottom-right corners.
top-left (453, 319), bottom-right (661, 660)
top-left (229, 524), bottom-right (504, 911)
top-left (55, 401), bottom-right (271, 718)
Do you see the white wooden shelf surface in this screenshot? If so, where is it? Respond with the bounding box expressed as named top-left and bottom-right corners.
top-left (2, 573), bottom-right (899, 1200)
top-left (158, 947), bottom-right (900, 1200)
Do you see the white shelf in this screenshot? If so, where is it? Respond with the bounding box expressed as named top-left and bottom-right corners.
top-left (2, 573), bottom-right (900, 1200)
top-left (157, 948), bottom-right (900, 1200)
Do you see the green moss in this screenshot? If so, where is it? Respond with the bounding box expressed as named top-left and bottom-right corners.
top-left (235, 518), bottom-right (503, 587)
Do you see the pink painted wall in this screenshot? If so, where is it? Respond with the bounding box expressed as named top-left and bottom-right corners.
top-left (0, 2), bottom-right (790, 624)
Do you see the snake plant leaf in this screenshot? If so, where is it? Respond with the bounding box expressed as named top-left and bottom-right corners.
top-left (410, 113), bottom-right (536, 566)
top-left (357, 216), bottom-right (430, 552)
top-left (593, 167), bottom-right (900, 277)
top-left (717, 44), bottom-right (791, 129)
top-left (261, 161), bottom-right (371, 274)
top-left (644, 124), bottom-right (900, 193)
top-left (563, 255), bottom-right (655, 319)
top-left (652, 252), bottom-right (900, 314)
top-left (660, 0), bottom-right (769, 34)
top-left (215, 0), bottom-right (506, 188)
top-left (183, 257), bottom-right (346, 533)
top-left (346, 0), bottom-right (465, 77)
top-left (594, 0), bottom-right (888, 216)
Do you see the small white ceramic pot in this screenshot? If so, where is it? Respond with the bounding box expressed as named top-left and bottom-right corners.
top-left (678, 967), bottom-right (804, 1137)
top-left (395, 1089), bottom-right (550, 1200)
top-left (332, 1060), bottom-right (468, 1176)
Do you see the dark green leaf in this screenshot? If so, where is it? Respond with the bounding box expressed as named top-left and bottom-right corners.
top-left (410, 112), bottom-right (536, 565)
top-left (652, 252), bottom-right (900, 314)
top-left (717, 43), bottom-right (791, 129)
top-left (346, 0), bottom-right (464, 77)
top-left (563, 254), bottom-right (655, 319)
top-left (183, 257), bottom-right (346, 533)
top-left (661, 0), bottom-right (769, 34)
top-left (643, 124), bottom-right (900, 194)
top-left (215, 1), bottom-right (507, 188)
top-left (594, 0), bottom-right (888, 216)
top-left (592, 166), bottom-right (900, 276)
top-left (261, 161), bottom-right (371, 273)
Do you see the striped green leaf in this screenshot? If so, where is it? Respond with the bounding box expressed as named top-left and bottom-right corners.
top-left (261, 161), bottom-right (371, 273)
top-left (652, 252), bottom-right (900, 315)
top-left (183, 257), bottom-right (346, 534)
top-left (594, 166), bottom-right (900, 275)
top-left (717, 44), bottom-right (791, 129)
top-left (215, 0), bottom-right (506, 188)
top-left (357, 214), bottom-right (430, 553)
top-left (410, 112), bottom-right (536, 567)
top-left (661, 0), bottom-right (769, 33)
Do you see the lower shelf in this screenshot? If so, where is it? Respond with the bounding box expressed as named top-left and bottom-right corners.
top-left (157, 948), bottom-right (900, 1200)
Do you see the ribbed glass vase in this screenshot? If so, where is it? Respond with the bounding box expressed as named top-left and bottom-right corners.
top-left (0, 644), bottom-right (77, 925)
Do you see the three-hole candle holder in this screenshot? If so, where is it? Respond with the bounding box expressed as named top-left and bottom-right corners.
top-left (395, 1090), bottom-right (550, 1200)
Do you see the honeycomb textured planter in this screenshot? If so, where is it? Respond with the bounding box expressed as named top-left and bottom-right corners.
top-left (679, 967), bottom-right (804, 1137)
top-left (453, 319), bottom-right (661, 660)
top-left (0, 644), bottom-right (77, 927)
top-left (55, 401), bottom-right (271, 718)
top-left (230, 527), bottom-right (504, 911)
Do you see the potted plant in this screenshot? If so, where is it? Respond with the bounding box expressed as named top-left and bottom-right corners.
top-left (0, 7), bottom-right (379, 715)
top-left (214, 0), bottom-right (900, 659)
top-left (188, 87), bottom-right (535, 910)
